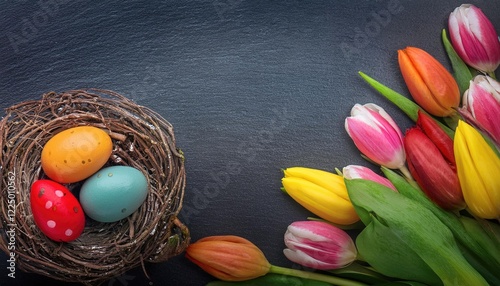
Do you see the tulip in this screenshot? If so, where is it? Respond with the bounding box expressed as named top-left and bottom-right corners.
top-left (403, 111), bottom-right (464, 211)
top-left (185, 235), bottom-right (271, 281)
top-left (345, 103), bottom-right (406, 170)
top-left (283, 221), bottom-right (357, 270)
top-left (398, 47), bottom-right (460, 117)
top-left (404, 127), bottom-right (465, 211)
top-left (345, 177), bottom-right (490, 286)
top-left (415, 110), bottom-right (455, 165)
top-left (462, 75), bottom-right (500, 145)
top-left (342, 165), bottom-right (397, 192)
top-left (282, 167), bottom-right (359, 225)
top-left (448, 4), bottom-right (500, 73)
top-left (187, 235), bottom-right (368, 286)
top-left (454, 120), bottom-right (500, 219)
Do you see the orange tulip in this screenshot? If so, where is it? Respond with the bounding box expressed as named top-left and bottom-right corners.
top-left (185, 235), bottom-right (271, 281)
top-left (398, 47), bottom-right (460, 117)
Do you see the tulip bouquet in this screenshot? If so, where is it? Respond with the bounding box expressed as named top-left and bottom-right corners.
top-left (185, 4), bottom-right (500, 286)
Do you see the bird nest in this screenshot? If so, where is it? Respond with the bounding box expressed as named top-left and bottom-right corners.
top-left (0, 89), bottom-right (190, 285)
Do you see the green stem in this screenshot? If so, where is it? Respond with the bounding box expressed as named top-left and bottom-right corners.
top-left (441, 29), bottom-right (474, 95)
top-left (269, 265), bottom-right (367, 286)
top-left (398, 165), bottom-right (413, 183)
top-left (443, 110), bottom-right (461, 130)
top-left (488, 71), bottom-right (497, 80)
top-left (358, 71), bottom-right (455, 138)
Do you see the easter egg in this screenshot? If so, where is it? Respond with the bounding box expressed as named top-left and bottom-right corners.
top-left (30, 180), bottom-right (85, 242)
top-left (41, 126), bottom-right (113, 183)
top-left (79, 166), bottom-right (148, 222)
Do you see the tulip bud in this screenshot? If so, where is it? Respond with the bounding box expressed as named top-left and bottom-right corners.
top-left (454, 120), bottom-right (500, 219)
top-left (411, 110), bottom-right (461, 209)
top-left (404, 127), bottom-right (465, 211)
top-left (342, 165), bottom-right (397, 192)
top-left (283, 221), bottom-right (357, 270)
top-left (345, 103), bottom-right (406, 169)
top-left (462, 75), bottom-right (500, 145)
top-left (185, 235), bottom-right (271, 281)
top-left (448, 4), bottom-right (500, 73)
top-left (415, 110), bottom-right (455, 165)
top-left (398, 47), bottom-right (460, 117)
top-left (282, 167), bottom-right (359, 225)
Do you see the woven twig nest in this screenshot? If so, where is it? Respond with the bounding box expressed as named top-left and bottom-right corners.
top-left (0, 89), bottom-right (190, 285)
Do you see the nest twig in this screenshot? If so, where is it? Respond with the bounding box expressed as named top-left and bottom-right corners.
top-left (0, 89), bottom-right (189, 285)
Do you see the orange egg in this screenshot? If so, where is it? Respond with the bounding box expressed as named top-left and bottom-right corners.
top-left (41, 126), bottom-right (113, 183)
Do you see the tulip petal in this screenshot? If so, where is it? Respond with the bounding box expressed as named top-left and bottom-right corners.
top-left (343, 165), bottom-right (397, 191)
top-left (404, 128), bottom-right (464, 210)
top-left (454, 121), bottom-right (500, 219)
top-left (398, 47), bottom-right (460, 117)
top-left (464, 76), bottom-right (500, 144)
top-left (416, 111), bottom-right (455, 165)
top-left (283, 221), bottom-right (357, 270)
top-left (283, 167), bottom-right (349, 200)
top-left (283, 249), bottom-right (334, 270)
top-left (345, 104), bottom-right (405, 169)
top-left (449, 4), bottom-right (500, 72)
top-left (185, 236), bottom-right (271, 281)
top-left (282, 177), bottom-right (359, 225)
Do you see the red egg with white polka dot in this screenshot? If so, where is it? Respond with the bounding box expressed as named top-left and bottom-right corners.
top-left (30, 180), bottom-right (85, 242)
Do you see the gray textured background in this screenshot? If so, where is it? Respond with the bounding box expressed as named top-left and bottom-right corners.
top-left (1, 1), bottom-right (499, 285)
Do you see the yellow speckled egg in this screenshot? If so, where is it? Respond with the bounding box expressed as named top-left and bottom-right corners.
top-left (41, 126), bottom-right (113, 183)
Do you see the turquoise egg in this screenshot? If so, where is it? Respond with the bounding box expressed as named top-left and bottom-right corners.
top-left (80, 166), bottom-right (148, 222)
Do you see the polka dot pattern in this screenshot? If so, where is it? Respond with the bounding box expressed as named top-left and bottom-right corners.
top-left (65, 229), bottom-right (73, 237)
top-left (47, 220), bottom-right (56, 228)
top-left (30, 180), bottom-right (85, 242)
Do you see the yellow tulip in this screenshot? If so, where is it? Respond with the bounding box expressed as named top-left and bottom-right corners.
top-left (282, 167), bottom-right (359, 225)
top-left (454, 120), bottom-right (500, 219)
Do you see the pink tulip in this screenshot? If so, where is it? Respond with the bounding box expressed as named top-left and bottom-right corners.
top-left (448, 4), bottom-right (500, 73)
top-left (463, 75), bottom-right (500, 145)
top-left (345, 103), bottom-right (406, 169)
top-left (342, 165), bottom-right (397, 192)
top-left (283, 221), bottom-right (357, 270)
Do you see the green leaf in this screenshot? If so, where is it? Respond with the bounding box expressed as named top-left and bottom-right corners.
top-left (358, 72), bottom-right (455, 138)
top-left (328, 262), bottom-right (392, 285)
top-left (355, 216), bottom-right (442, 285)
top-left (345, 178), bottom-right (488, 286)
top-left (206, 273), bottom-right (334, 286)
top-left (473, 216), bottom-right (500, 245)
top-left (374, 282), bottom-right (429, 286)
top-left (457, 216), bottom-right (500, 285)
top-left (441, 29), bottom-right (473, 95)
top-left (381, 167), bottom-right (500, 284)
top-left (307, 217), bottom-right (365, 230)
top-left (358, 71), bottom-right (421, 122)
top-left (460, 216), bottom-right (500, 259)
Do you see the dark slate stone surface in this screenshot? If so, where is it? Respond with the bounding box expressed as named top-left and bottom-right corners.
top-left (1, 1), bottom-right (499, 285)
